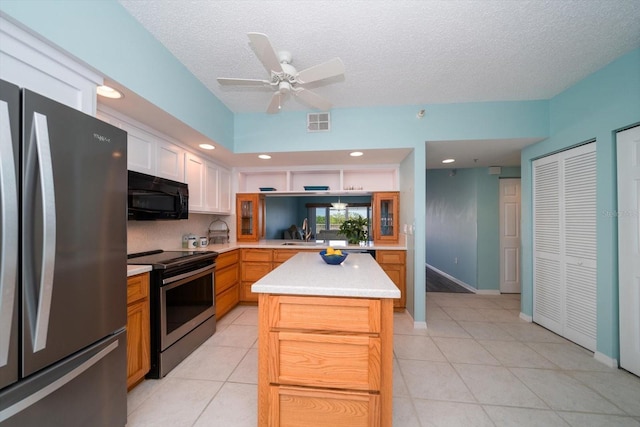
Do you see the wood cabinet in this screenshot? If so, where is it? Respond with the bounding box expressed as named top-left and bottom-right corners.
top-left (240, 249), bottom-right (273, 302)
top-left (372, 192), bottom-right (399, 243)
top-left (236, 193), bottom-right (265, 242)
top-left (258, 295), bottom-right (394, 426)
top-left (377, 250), bottom-right (406, 311)
top-left (126, 273), bottom-right (150, 390)
top-left (215, 250), bottom-right (240, 319)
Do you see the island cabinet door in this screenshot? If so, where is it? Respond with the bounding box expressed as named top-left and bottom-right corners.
top-left (269, 331), bottom-right (381, 391)
top-left (269, 385), bottom-right (380, 427)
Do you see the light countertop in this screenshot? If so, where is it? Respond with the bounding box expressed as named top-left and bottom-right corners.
top-left (251, 252), bottom-right (400, 299)
top-left (168, 239), bottom-right (407, 254)
top-left (127, 265), bottom-right (152, 277)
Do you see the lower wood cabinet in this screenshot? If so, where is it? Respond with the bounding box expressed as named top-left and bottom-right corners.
top-left (258, 294), bottom-right (393, 426)
top-left (126, 272), bottom-right (150, 390)
top-left (240, 248), bottom-right (273, 303)
top-left (376, 250), bottom-right (406, 311)
top-left (215, 250), bottom-right (240, 319)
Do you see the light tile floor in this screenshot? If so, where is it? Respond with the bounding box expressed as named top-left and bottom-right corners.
top-left (126, 293), bottom-right (640, 426)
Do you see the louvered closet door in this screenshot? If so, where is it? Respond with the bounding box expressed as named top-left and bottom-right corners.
top-left (533, 156), bottom-right (563, 334)
top-left (533, 142), bottom-right (597, 351)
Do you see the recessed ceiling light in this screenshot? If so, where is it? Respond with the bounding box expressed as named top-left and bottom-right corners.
top-left (199, 144), bottom-right (215, 150)
top-left (442, 158), bottom-right (455, 164)
top-left (96, 85), bottom-right (123, 99)
top-left (258, 154), bottom-right (271, 160)
top-left (350, 151), bottom-right (363, 157)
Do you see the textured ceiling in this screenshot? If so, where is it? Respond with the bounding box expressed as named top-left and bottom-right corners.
top-left (113, 0), bottom-right (640, 167)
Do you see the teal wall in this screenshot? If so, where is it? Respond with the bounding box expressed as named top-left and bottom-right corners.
top-left (521, 48), bottom-right (640, 361)
top-left (426, 167), bottom-right (520, 291)
top-left (0, 0), bottom-right (234, 149)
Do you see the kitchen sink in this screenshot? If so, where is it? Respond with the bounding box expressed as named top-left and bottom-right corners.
top-left (280, 242), bottom-right (319, 246)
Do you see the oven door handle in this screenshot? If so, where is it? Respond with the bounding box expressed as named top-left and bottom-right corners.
top-left (162, 264), bottom-right (215, 285)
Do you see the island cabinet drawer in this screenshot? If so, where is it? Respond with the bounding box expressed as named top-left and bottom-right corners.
top-left (269, 331), bottom-right (380, 391)
top-left (268, 295), bottom-right (381, 333)
top-left (216, 264), bottom-right (239, 293)
top-left (242, 248), bottom-right (273, 262)
top-left (269, 385), bottom-right (380, 427)
top-left (216, 249), bottom-right (239, 269)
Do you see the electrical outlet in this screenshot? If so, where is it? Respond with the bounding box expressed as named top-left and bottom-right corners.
top-left (454, 257), bottom-right (458, 264)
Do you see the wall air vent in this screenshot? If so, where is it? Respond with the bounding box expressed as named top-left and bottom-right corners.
top-left (307, 113), bottom-right (330, 132)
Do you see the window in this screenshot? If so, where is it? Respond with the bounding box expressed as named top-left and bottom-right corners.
top-left (307, 203), bottom-right (371, 240)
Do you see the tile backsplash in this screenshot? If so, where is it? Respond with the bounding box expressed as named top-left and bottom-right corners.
top-left (127, 213), bottom-right (235, 254)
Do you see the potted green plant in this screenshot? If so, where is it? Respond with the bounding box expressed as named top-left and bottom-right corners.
top-left (338, 215), bottom-right (369, 245)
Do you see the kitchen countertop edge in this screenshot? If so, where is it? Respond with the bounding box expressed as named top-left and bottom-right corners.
top-left (127, 265), bottom-right (152, 277)
top-left (252, 252), bottom-right (401, 299)
top-left (168, 239), bottom-right (407, 254)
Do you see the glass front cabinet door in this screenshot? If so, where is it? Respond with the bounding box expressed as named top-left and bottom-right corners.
top-left (372, 192), bottom-right (399, 243)
top-left (236, 193), bottom-right (265, 242)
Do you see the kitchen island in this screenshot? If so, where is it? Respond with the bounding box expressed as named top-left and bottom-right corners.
top-left (252, 252), bottom-right (399, 427)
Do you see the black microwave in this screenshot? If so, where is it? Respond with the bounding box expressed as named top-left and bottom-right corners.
top-left (128, 170), bottom-right (189, 220)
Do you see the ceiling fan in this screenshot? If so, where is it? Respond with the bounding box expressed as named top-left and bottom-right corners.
top-left (217, 33), bottom-right (345, 114)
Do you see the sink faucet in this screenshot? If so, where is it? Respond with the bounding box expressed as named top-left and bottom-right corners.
top-left (301, 218), bottom-right (312, 242)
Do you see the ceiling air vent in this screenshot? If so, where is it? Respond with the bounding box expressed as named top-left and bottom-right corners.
top-left (307, 113), bottom-right (330, 132)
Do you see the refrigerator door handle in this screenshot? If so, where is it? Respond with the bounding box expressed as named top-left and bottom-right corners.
top-left (24, 112), bottom-right (56, 353)
top-left (0, 100), bottom-right (18, 367)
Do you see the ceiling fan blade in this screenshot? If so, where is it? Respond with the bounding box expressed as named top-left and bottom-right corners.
top-left (266, 92), bottom-right (281, 114)
top-left (296, 58), bottom-right (345, 85)
top-left (294, 88), bottom-right (332, 111)
top-left (247, 32), bottom-right (283, 73)
top-left (217, 77), bottom-right (270, 86)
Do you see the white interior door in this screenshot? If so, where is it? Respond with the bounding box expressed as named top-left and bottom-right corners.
top-left (500, 178), bottom-right (521, 293)
top-left (617, 125), bottom-right (640, 377)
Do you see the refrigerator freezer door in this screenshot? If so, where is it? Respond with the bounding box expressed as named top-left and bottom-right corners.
top-left (21, 89), bottom-right (128, 377)
top-left (0, 80), bottom-right (20, 390)
top-left (0, 330), bottom-right (127, 427)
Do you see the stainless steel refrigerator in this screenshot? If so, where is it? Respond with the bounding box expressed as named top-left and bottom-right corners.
top-left (0, 79), bottom-right (128, 426)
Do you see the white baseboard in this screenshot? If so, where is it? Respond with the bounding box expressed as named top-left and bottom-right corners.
top-left (414, 321), bottom-right (427, 329)
top-left (400, 309), bottom-right (427, 329)
top-left (594, 351), bottom-right (618, 369)
top-left (426, 264), bottom-right (478, 293)
top-left (476, 289), bottom-right (501, 295)
top-left (519, 312), bottom-right (532, 322)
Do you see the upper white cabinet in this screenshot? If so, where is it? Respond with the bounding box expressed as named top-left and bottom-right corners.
top-left (185, 152), bottom-right (205, 211)
top-left (185, 152), bottom-right (232, 215)
top-left (156, 140), bottom-right (185, 183)
top-left (98, 106), bottom-right (186, 182)
top-left (237, 166), bottom-right (399, 193)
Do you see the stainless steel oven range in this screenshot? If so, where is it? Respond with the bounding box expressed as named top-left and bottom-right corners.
top-left (127, 250), bottom-right (219, 378)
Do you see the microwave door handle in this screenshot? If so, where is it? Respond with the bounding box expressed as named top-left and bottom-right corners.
top-left (0, 100), bottom-right (18, 366)
top-left (23, 112), bottom-right (56, 353)
top-left (178, 190), bottom-right (186, 216)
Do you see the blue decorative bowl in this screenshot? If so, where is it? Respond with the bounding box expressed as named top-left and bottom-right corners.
top-left (319, 250), bottom-right (348, 265)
